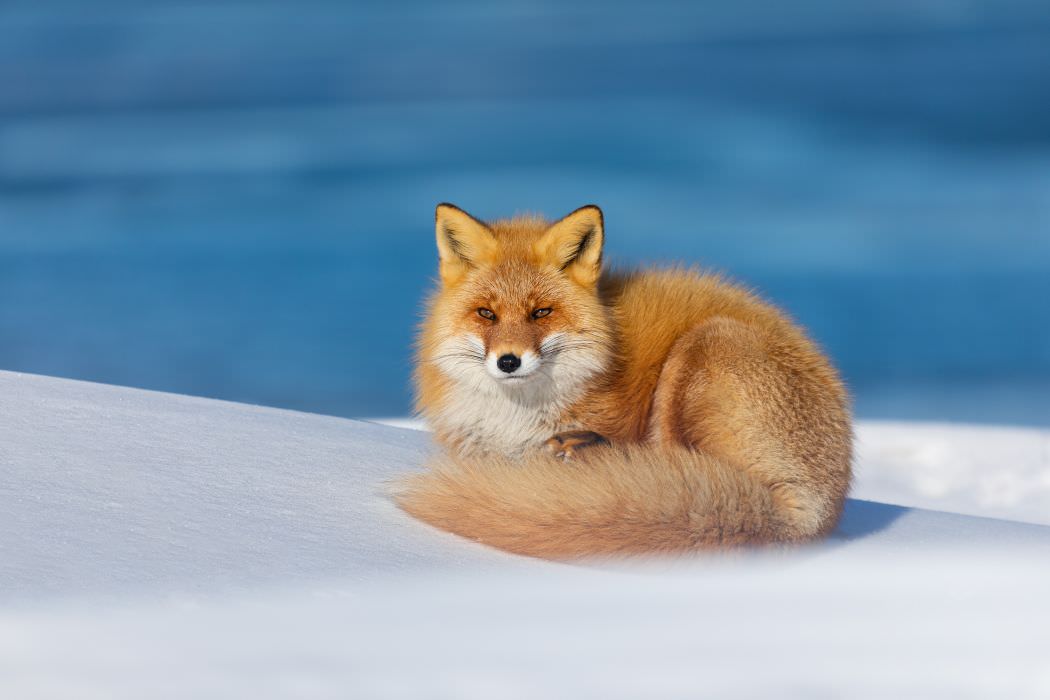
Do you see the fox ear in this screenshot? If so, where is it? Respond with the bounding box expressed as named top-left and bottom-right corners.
top-left (534, 205), bottom-right (604, 287)
top-left (435, 203), bottom-right (497, 285)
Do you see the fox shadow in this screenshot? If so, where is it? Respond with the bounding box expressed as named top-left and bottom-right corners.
top-left (831, 498), bottom-right (908, 541)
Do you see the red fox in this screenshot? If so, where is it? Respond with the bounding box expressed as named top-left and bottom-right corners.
top-left (397, 203), bottom-right (852, 559)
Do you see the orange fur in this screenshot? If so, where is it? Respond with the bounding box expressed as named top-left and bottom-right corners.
top-left (400, 204), bottom-right (852, 559)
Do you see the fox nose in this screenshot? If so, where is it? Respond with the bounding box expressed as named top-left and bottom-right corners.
top-left (497, 353), bottom-right (522, 373)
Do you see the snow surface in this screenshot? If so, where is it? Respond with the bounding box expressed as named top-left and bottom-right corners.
top-left (2, 370), bottom-right (1049, 698)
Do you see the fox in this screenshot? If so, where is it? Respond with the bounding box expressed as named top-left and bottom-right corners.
top-left (397, 203), bottom-right (852, 560)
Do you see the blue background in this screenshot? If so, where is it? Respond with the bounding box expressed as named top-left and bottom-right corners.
top-left (2, 1), bottom-right (1048, 424)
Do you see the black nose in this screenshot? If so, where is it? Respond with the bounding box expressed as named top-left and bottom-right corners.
top-left (497, 353), bottom-right (521, 373)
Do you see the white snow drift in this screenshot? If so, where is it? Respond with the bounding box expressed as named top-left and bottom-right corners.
top-left (1, 370), bottom-right (1048, 698)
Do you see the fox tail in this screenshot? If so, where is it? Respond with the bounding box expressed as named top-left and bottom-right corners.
top-left (395, 443), bottom-right (840, 559)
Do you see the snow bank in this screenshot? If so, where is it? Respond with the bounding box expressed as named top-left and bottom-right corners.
top-left (2, 370), bottom-right (1049, 698)
top-left (854, 421), bottom-right (1050, 526)
top-left (378, 417), bottom-right (1050, 527)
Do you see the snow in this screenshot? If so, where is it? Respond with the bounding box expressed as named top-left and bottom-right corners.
top-left (854, 421), bottom-right (1050, 526)
top-left (2, 370), bottom-right (1050, 697)
top-left (377, 417), bottom-right (1050, 527)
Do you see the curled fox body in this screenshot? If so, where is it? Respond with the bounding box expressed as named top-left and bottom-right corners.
top-left (398, 203), bottom-right (852, 559)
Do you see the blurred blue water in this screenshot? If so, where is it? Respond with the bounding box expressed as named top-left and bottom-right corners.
top-left (1, 1), bottom-right (1048, 424)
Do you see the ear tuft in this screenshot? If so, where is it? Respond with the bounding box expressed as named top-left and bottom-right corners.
top-left (534, 205), bottom-right (604, 286)
top-left (435, 203), bottom-right (496, 285)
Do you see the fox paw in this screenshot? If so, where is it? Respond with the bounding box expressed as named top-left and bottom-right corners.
top-left (545, 430), bottom-right (608, 461)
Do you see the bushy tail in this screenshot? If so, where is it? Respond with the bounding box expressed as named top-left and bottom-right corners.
top-left (395, 444), bottom-right (832, 560)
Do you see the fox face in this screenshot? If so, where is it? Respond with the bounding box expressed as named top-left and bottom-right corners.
top-left (418, 204), bottom-right (614, 455)
top-left (441, 259), bottom-right (600, 385)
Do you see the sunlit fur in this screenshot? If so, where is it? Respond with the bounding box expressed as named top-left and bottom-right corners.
top-left (418, 206), bottom-right (613, 457)
top-left (403, 204), bottom-right (853, 559)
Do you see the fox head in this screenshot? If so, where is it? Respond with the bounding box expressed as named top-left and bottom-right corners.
top-left (419, 203), bottom-right (613, 405)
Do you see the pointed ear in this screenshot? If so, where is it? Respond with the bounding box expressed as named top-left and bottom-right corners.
top-left (533, 205), bottom-right (604, 287)
top-left (435, 203), bottom-right (497, 285)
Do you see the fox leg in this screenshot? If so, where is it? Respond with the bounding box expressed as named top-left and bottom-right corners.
top-left (545, 430), bottom-right (608, 460)
top-left (648, 316), bottom-right (852, 537)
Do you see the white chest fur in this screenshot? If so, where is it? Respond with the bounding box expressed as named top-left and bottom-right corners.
top-left (427, 332), bottom-right (605, 458)
top-left (432, 382), bottom-right (571, 458)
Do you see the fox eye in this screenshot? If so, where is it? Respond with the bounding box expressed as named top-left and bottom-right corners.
top-left (477, 308), bottom-right (496, 320)
top-left (532, 308), bottom-right (552, 319)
